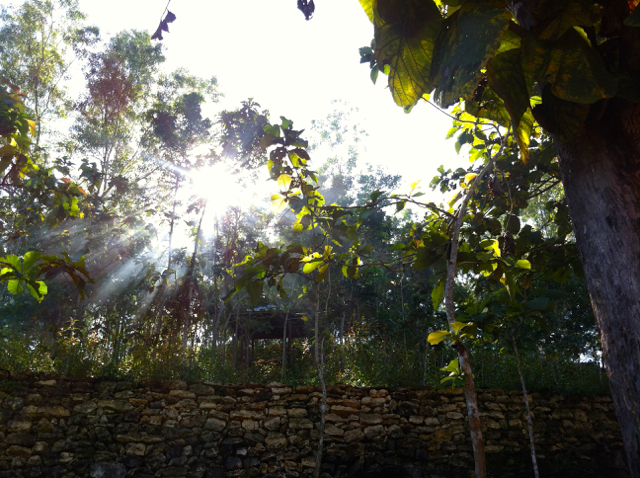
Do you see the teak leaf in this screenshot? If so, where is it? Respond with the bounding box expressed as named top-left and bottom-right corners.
top-left (372, 0), bottom-right (443, 108)
top-left (430, 0), bottom-right (511, 108)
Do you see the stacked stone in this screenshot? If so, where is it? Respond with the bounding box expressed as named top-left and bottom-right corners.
top-left (0, 370), bottom-right (625, 478)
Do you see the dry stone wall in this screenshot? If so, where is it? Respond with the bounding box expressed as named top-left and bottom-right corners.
top-left (0, 371), bottom-right (626, 478)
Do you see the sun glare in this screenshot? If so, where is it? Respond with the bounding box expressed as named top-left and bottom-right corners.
top-left (190, 164), bottom-right (243, 216)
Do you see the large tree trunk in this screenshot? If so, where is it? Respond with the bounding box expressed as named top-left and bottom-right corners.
top-left (555, 101), bottom-right (640, 476)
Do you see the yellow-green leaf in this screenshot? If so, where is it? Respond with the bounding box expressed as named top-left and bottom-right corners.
top-left (373, 0), bottom-right (443, 109)
top-left (26, 119), bottom-right (36, 137)
top-left (359, 0), bottom-right (375, 22)
top-left (450, 321), bottom-right (471, 335)
top-left (431, 278), bottom-right (445, 307)
top-left (480, 238), bottom-right (501, 257)
top-left (464, 173), bottom-right (478, 184)
top-left (515, 259), bottom-right (531, 269)
top-left (428, 330), bottom-right (451, 345)
top-left (22, 251), bottom-right (41, 273)
top-left (271, 197), bottom-right (287, 213)
top-left (515, 108), bottom-right (534, 163)
top-left (303, 260), bottom-right (323, 274)
top-left (7, 279), bottom-right (22, 295)
top-left (277, 174), bottom-right (292, 190)
top-left (317, 263), bottom-right (329, 282)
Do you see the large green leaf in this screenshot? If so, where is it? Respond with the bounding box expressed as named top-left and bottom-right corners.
top-left (359, 0), bottom-right (375, 22)
top-left (523, 29), bottom-right (617, 104)
top-left (246, 280), bottom-right (264, 306)
top-left (372, 0), bottom-right (443, 108)
top-left (532, 85), bottom-right (590, 141)
top-left (430, 0), bottom-right (511, 108)
top-left (465, 84), bottom-right (511, 126)
top-left (485, 47), bottom-right (536, 161)
top-left (22, 251), bottom-right (41, 274)
top-left (431, 278), bottom-right (445, 308)
top-left (7, 279), bottom-right (23, 295)
top-left (487, 48), bottom-right (529, 127)
top-left (515, 108), bottom-right (534, 163)
top-left (535, 0), bottom-right (602, 41)
top-left (1, 254), bottom-right (22, 273)
top-left (548, 29), bottom-right (617, 103)
top-left (427, 329), bottom-right (451, 345)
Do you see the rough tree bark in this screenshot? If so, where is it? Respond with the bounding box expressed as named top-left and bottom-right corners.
top-left (555, 101), bottom-right (640, 476)
top-left (508, 1), bottom-right (640, 473)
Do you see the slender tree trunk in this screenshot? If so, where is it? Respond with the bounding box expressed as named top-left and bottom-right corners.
top-left (454, 341), bottom-right (485, 474)
top-left (282, 311), bottom-right (289, 383)
top-left (444, 153), bottom-right (498, 478)
top-left (512, 338), bottom-right (539, 478)
top-left (313, 283), bottom-right (327, 478)
top-left (339, 292), bottom-right (346, 372)
top-left (153, 175), bottom-right (181, 341)
top-left (183, 201), bottom-right (207, 348)
top-left (555, 102), bottom-right (640, 476)
top-left (166, 175), bottom-right (180, 273)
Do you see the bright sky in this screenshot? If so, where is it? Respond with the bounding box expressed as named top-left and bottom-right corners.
top-left (75, 0), bottom-right (465, 196)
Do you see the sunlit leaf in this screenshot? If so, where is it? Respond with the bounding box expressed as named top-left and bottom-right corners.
top-left (359, 0), bottom-right (375, 22)
top-left (480, 238), bottom-right (501, 257)
top-left (515, 108), bottom-right (534, 163)
top-left (317, 263), bottom-right (329, 282)
top-left (27, 282), bottom-right (47, 302)
top-left (263, 124), bottom-right (281, 137)
top-left (440, 357), bottom-right (460, 374)
top-left (22, 251), bottom-right (41, 273)
top-left (303, 260), bottom-right (323, 274)
top-left (7, 279), bottom-right (22, 295)
top-left (450, 321), bottom-right (471, 335)
top-left (277, 174), bottom-right (292, 190)
top-left (464, 173), bottom-right (478, 184)
top-left (271, 197), bottom-right (287, 213)
top-left (431, 278), bottom-right (445, 307)
top-left (428, 329), bottom-right (451, 345)
top-left (26, 119), bottom-right (36, 137)
top-left (372, 0), bottom-right (443, 108)
top-left (1, 254), bottom-right (22, 272)
top-left (514, 259), bottom-right (531, 269)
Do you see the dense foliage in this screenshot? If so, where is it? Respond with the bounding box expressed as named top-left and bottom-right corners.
top-left (0, 0), bottom-right (605, 389)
